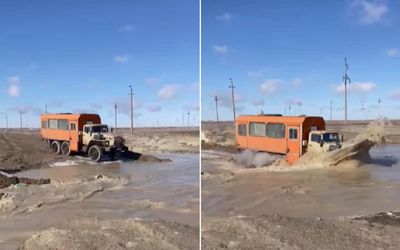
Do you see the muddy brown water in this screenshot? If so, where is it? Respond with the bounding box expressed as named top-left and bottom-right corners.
top-left (0, 153), bottom-right (198, 248)
top-left (203, 145), bottom-right (400, 220)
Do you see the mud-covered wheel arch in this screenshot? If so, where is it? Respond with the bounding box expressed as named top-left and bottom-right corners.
top-left (51, 141), bottom-right (61, 155)
top-left (88, 145), bottom-right (102, 162)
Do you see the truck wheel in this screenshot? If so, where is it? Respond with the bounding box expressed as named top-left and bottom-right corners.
top-left (61, 141), bottom-right (71, 155)
top-left (89, 145), bottom-right (102, 162)
top-left (51, 141), bottom-right (61, 154)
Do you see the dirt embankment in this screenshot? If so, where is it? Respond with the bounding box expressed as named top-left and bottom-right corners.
top-left (118, 128), bottom-right (199, 154)
top-left (0, 173), bottom-right (50, 189)
top-left (0, 133), bottom-right (63, 173)
top-left (202, 213), bottom-right (400, 250)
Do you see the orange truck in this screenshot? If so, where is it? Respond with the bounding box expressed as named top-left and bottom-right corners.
top-left (235, 115), bottom-right (342, 164)
top-left (40, 113), bottom-right (127, 161)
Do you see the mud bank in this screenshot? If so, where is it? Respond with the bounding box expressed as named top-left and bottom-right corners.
top-left (0, 133), bottom-right (62, 172)
top-left (0, 173), bottom-right (50, 189)
top-left (202, 212), bottom-right (400, 250)
top-left (23, 218), bottom-right (197, 250)
top-left (0, 133), bottom-right (173, 173)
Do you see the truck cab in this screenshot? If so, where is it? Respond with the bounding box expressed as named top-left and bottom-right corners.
top-left (307, 131), bottom-right (342, 153)
top-left (82, 124), bottom-right (114, 146)
top-left (81, 124), bottom-right (127, 161)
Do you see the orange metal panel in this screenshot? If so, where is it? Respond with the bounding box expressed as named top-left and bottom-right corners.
top-left (235, 115), bottom-right (325, 164)
top-left (40, 113), bottom-right (101, 153)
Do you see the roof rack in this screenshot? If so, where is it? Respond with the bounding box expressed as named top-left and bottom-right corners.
top-left (258, 114), bottom-right (282, 116)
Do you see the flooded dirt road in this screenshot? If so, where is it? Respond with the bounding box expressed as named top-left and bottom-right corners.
top-left (0, 154), bottom-right (199, 249)
top-left (202, 145), bottom-right (400, 249)
top-left (203, 145), bottom-right (400, 219)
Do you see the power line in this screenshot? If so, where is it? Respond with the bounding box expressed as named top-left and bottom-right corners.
top-left (214, 95), bottom-right (219, 123)
top-left (0, 113), bottom-right (8, 129)
top-left (114, 103), bottom-right (118, 132)
top-left (19, 110), bottom-right (23, 133)
top-left (343, 57), bottom-right (351, 124)
top-left (128, 85), bottom-right (134, 135)
top-left (378, 98), bottom-right (382, 119)
top-left (228, 78), bottom-right (236, 122)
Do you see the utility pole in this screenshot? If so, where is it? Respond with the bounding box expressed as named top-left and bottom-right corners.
top-left (214, 95), bottom-right (219, 123)
top-left (45, 104), bottom-right (48, 114)
top-left (0, 113), bottom-right (8, 129)
top-left (187, 111), bottom-right (190, 128)
top-left (330, 101), bottom-right (333, 121)
top-left (19, 110), bottom-right (22, 133)
top-left (128, 85), bottom-right (134, 135)
top-left (343, 57), bottom-right (351, 124)
top-left (288, 105), bottom-right (291, 116)
top-left (182, 113), bottom-right (185, 127)
top-left (114, 103), bottom-right (118, 133)
top-left (378, 98), bottom-right (382, 119)
top-left (228, 78), bottom-right (236, 122)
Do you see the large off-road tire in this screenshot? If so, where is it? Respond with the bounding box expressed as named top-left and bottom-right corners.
top-left (51, 141), bottom-right (61, 155)
top-left (88, 145), bottom-right (102, 162)
top-left (61, 141), bottom-right (71, 155)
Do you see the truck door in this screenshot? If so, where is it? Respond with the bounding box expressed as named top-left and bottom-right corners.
top-left (287, 126), bottom-right (300, 164)
top-left (69, 121), bottom-right (79, 152)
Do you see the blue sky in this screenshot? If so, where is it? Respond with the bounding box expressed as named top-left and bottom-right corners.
top-left (202, 0), bottom-right (400, 121)
top-left (0, 0), bottom-right (199, 128)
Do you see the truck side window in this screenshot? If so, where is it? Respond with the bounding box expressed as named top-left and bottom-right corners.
top-left (84, 127), bottom-right (90, 133)
top-left (289, 128), bottom-right (298, 140)
top-left (48, 119), bottom-right (58, 129)
top-left (238, 124), bottom-right (247, 136)
top-left (249, 122), bottom-right (266, 137)
top-left (311, 134), bottom-right (321, 143)
top-left (58, 119), bottom-right (69, 130)
top-left (70, 123), bottom-right (76, 131)
top-left (41, 120), bottom-right (47, 129)
top-left (266, 123), bottom-right (285, 138)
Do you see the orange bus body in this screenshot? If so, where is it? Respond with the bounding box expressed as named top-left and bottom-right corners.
top-left (40, 113), bottom-right (101, 152)
top-left (235, 115), bottom-right (325, 164)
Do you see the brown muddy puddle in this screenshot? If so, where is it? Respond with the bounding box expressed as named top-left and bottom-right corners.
top-left (202, 145), bottom-right (400, 220)
top-left (0, 154), bottom-right (198, 248)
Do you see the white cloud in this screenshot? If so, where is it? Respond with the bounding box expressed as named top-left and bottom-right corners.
top-left (292, 77), bottom-right (303, 86)
top-left (213, 45), bottom-right (228, 55)
top-left (215, 13), bottom-right (232, 21)
top-left (253, 99), bottom-right (265, 107)
top-left (389, 89), bottom-right (400, 100)
top-left (148, 105), bottom-right (162, 112)
top-left (8, 105), bottom-right (41, 115)
top-left (334, 81), bottom-right (375, 94)
top-left (183, 104), bottom-right (200, 111)
top-left (157, 84), bottom-right (178, 100)
top-left (260, 79), bottom-right (283, 94)
top-left (113, 54), bottom-right (129, 63)
top-left (7, 76), bottom-right (20, 97)
top-left (144, 77), bottom-right (159, 85)
top-left (350, 0), bottom-right (388, 24)
top-left (286, 98), bottom-right (303, 106)
top-left (386, 48), bottom-right (399, 57)
top-left (119, 24), bottom-right (134, 32)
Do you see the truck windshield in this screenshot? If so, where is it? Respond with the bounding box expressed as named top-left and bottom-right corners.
top-left (92, 125), bottom-right (108, 133)
top-left (323, 133), bottom-right (339, 142)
